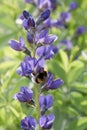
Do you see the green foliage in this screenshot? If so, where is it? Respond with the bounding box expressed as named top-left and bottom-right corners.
top-left (0, 0), bottom-right (87, 130)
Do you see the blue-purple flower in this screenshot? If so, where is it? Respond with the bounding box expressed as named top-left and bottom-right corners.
top-left (69, 2), bottom-right (78, 10)
top-left (40, 9), bottom-right (50, 21)
top-left (35, 29), bottom-right (57, 45)
top-left (39, 95), bottom-right (53, 115)
top-left (21, 116), bottom-right (36, 130)
top-left (20, 9), bottom-right (50, 30)
top-left (37, 0), bottom-right (50, 9)
top-left (9, 36), bottom-right (31, 55)
top-left (75, 26), bottom-right (86, 36)
top-left (50, 0), bottom-right (57, 10)
top-left (17, 56), bottom-right (44, 78)
top-left (22, 11), bottom-right (35, 30)
top-left (17, 9), bottom-right (51, 38)
top-left (36, 18), bottom-right (51, 31)
top-left (39, 114), bottom-right (55, 129)
top-left (16, 10), bottom-right (36, 31)
top-left (36, 44), bottom-right (58, 60)
top-left (36, 9), bottom-right (50, 25)
top-left (14, 86), bottom-right (34, 105)
top-left (25, 0), bottom-right (57, 10)
top-left (42, 73), bottom-right (64, 91)
top-left (9, 37), bottom-right (26, 51)
top-left (27, 32), bottom-right (33, 44)
top-left (60, 39), bottom-right (72, 50)
top-left (27, 28), bottom-right (57, 45)
top-left (50, 12), bottom-right (71, 29)
top-left (60, 12), bottom-right (71, 22)
top-left (51, 19), bottom-right (65, 29)
top-left (9, 2), bottom-right (66, 130)
top-left (23, 10), bottom-right (30, 19)
top-left (25, 0), bottom-right (34, 4)
top-left (43, 17), bottom-right (51, 28)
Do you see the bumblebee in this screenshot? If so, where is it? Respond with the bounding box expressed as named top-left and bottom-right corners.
top-left (35, 68), bottom-right (48, 84)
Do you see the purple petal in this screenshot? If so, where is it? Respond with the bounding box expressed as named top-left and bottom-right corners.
top-left (52, 45), bottom-right (58, 53)
top-left (66, 40), bottom-right (72, 50)
top-left (50, 0), bottom-right (57, 10)
top-left (36, 46), bottom-right (45, 57)
top-left (9, 40), bottom-right (22, 51)
top-left (39, 29), bottom-right (48, 38)
top-left (47, 114), bottom-right (55, 122)
top-left (40, 9), bottom-right (50, 21)
top-left (17, 61), bottom-right (32, 76)
top-left (75, 26), bottom-right (86, 35)
top-left (27, 16), bottom-right (35, 27)
top-left (23, 10), bottom-right (30, 19)
top-left (51, 19), bottom-right (65, 29)
top-left (20, 86), bottom-right (25, 92)
top-left (37, 37), bottom-right (45, 44)
top-left (27, 32), bottom-right (33, 43)
top-left (15, 92), bottom-right (27, 102)
top-left (24, 57), bottom-right (37, 70)
top-left (42, 114), bottom-right (55, 129)
top-left (44, 34), bottom-right (58, 44)
top-left (36, 9), bottom-right (50, 25)
top-left (43, 17), bottom-right (51, 28)
top-left (45, 44), bottom-right (58, 59)
top-left (21, 116), bottom-right (36, 130)
top-left (25, 0), bottom-right (34, 3)
top-left (16, 66), bottom-right (23, 76)
top-left (37, 0), bottom-right (43, 7)
top-left (60, 12), bottom-right (71, 22)
top-left (45, 114), bottom-right (55, 127)
top-left (29, 116), bottom-right (36, 128)
top-left (21, 117), bottom-right (29, 129)
top-left (69, 2), bottom-right (78, 10)
top-left (39, 116), bottom-right (46, 127)
top-left (50, 79), bottom-right (64, 89)
top-left (23, 87), bottom-right (33, 100)
top-left (36, 58), bottom-right (44, 68)
top-left (39, 95), bottom-right (45, 108)
top-left (37, 0), bottom-right (51, 10)
top-left (35, 31), bottom-right (39, 43)
top-left (22, 19), bottom-right (29, 30)
top-left (20, 36), bottom-right (25, 47)
top-left (36, 44), bottom-right (58, 60)
top-left (46, 95), bottom-right (53, 109)
top-left (46, 73), bottom-right (54, 87)
top-left (18, 15), bottom-right (25, 20)
top-left (61, 40), bottom-right (72, 50)
top-left (37, 34), bottom-right (57, 44)
top-left (14, 87), bottom-right (33, 103)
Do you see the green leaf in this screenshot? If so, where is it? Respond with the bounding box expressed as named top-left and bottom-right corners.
top-left (67, 117), bottom-right (87, 130)
top-left (68, 61), bottom-right (84, 83)
top-left (9, 106), bottom-right (20, 118)
top-left (2, 63), bottom-right (19, 89)
top-left (58, 50), bottom-right (69, 73)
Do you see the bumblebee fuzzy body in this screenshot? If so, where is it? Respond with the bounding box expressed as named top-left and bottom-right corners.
top-left (35, 68), bottom-right (48, 84)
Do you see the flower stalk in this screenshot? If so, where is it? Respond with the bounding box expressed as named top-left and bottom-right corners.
top-left (34, 84), bottom-right (41, 130)
top-left (34, 83), bottom-right (40, 120)
top-left (9, 2), bottom-right (65, 130)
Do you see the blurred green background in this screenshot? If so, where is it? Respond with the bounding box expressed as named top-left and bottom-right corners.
top-left (0, 0), bottom-right (87, 130)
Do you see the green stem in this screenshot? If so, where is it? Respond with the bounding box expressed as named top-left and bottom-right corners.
top-left (34, 84), bottom-right (41, 130)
